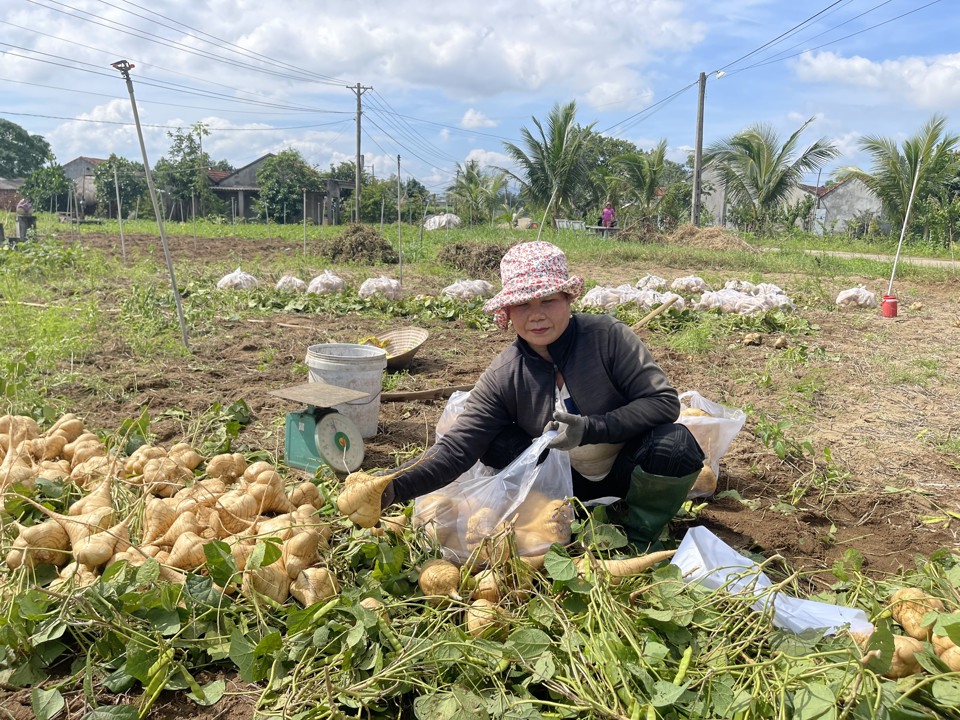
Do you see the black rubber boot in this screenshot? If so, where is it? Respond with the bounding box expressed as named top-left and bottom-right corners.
top-left (608, 467), bottom-right (700, 552)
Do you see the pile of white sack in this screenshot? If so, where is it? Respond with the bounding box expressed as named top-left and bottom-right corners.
top-left (216, 268), bottom-right (258, 290)
top-left (441, 279), bottom-right (495, 301)
top-left (835, 286), bottom-right (878, 308)
top-left (307, 270), bottom-right (346, 295)
top-left (579, 275), bottom-right (796, 316)
top-left (358, 276), bottom-right (402, 300)
top-left (275, 275), bottom-right (307, 292)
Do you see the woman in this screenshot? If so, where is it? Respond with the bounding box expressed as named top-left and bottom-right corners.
top-left (601, 201), bottom-right (617, 228)
top-left (375, 241), bottom-right (704, 550)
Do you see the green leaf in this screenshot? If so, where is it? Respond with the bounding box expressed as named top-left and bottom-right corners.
top-left (792, 683), bottom-right (837, 720)
top-left (202, 541), bottom-right (237, 588)
top-left (31, 687), bottom-right (64, 720)
top-left (141, 607), bottom-right (181, 636)
top-left (125, 645), bottom-right (153, 684)
top-left (413, 690), bottom-right (486, 720)
top-left (187, 678), bottom-right (226, 706)
top-left (531, 653), bottom-right (556, 683)
top-left (932, 678), bottom-right (960, 708)
top-left (505, 628), bottom-right (553, 665)
top-left (543, 549), bottom-right (576, 582)
top-left (650, 680), bottom-right (687, 708)
top-left (33, 618), bottom-right (68, 644)
top-left (79, 706), bottom-right (139, 720)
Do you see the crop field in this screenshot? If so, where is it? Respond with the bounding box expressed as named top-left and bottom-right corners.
top-left (1, 218), bottom-right (959, 719)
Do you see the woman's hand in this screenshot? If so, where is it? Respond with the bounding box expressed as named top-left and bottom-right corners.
top-left (545, 411), bottom-right (586, 450)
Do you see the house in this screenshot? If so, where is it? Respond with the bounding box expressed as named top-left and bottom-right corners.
top-left (0, 178), bottom-right (25, 212)
top-left (209, 154), bottom-right (353, 224)
top-left (63, 156), bottom-right (107, 213)
top-left (701, 169), bottom-right (882, 234)
top-left (801, 178), bottom-right (883, 236)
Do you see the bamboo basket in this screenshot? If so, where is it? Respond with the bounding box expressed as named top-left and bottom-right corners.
top-left (378, 327), bottom-right (429, 370)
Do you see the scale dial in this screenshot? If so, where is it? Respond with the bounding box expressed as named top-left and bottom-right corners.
top-left (315, 411), bottom-right (364, 474)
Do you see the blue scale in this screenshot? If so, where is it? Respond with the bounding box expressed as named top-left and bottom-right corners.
top-left (269, 383), bottom-right (367, 475)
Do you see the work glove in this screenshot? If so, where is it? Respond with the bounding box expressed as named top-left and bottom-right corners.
top-left (544, 411), bottom-right (587, 451)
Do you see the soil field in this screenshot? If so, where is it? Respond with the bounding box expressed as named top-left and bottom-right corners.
top-left (48, 231), bottom-right (960, 580)
top-left (2, 229), bottom-right (960, 719)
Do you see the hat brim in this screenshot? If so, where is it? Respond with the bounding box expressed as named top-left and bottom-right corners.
top-left (483, 275), bottom-right (584, 316)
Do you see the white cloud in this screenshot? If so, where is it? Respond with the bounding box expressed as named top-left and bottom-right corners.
top-left (460, 109), bottom-right (497, 129)
top-left (795, 51), bottom-right (960, 109)
top-left (465, 148), bottom-right (512, 171)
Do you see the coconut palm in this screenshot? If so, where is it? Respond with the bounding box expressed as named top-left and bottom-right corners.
top-left (705, 117), bottom-right (838, 234)
top-left (833, 114), bottom-right (960, 235)
top-left (447, 160), bottom-right (508, 224)
top-left (614, 139), bottom-right (669, 230)
top-left (500, 101), bottom-right (594, 224)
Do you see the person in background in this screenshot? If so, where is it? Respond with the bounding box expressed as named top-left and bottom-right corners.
top-left (368, 241), bottom-right (705, 550)
top-left (601, 201), bottom-right (617, 228)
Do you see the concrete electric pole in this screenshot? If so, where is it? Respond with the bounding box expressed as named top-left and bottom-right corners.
top-left (348, 83), bottom-right (372, 222)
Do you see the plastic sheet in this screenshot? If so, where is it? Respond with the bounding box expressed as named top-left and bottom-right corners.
top-left (671, 526), bottom-right (874, 635)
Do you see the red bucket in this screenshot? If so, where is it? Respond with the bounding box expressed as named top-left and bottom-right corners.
top-left (881, 295), bottom-right (898, 318)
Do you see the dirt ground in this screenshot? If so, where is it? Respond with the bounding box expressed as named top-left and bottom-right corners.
top-left (3, 229), bottom-right (959, 719)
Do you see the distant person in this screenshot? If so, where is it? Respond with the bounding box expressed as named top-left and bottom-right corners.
top-left (601, 201), bottom-right (617, 228)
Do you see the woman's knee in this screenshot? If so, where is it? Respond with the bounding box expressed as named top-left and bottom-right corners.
top-left (630, 423), bottom-right (705, 478)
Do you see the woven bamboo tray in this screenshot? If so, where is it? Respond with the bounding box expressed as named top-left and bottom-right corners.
top-left (378, 327), bottom-right (429, 370)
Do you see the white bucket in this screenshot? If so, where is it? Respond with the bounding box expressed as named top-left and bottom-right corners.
top-left (305, 343), bottom-right (387, 438)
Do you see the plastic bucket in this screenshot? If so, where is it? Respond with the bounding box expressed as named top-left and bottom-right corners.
top-left (305, 344), bottom-right (387, 438)
top-left (881, 295), bottom-right (898, 318)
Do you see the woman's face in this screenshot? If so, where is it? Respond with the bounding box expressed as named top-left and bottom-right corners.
top-left (506, 292), bottom-right (572, 357)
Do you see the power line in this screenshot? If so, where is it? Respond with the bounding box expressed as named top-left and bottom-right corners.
top-left (715, 0), bottom-right (849, 74)
top-left (0, 109), bottom-right (352, 132)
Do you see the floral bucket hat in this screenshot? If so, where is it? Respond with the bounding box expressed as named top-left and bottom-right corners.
top-left (483, 241), bottom-right (584, 330)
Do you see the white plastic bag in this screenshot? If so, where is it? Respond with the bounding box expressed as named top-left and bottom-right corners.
top-left (836, 286), bottom-right (877, 308)
top-left (359, 276), bottom-right (402, 300)
top-left (216, 267), bottom-right (258, 290)
top-left (671, 527), bottom-right (873, 635)
top-left (415, 394), bottom-right (573, 564)
top-left (307, 270), bottom-right (345, 295)
top-left (275, 275), bottom-right (307, 292)
top-left (676, 390), bottom-right (746, 496)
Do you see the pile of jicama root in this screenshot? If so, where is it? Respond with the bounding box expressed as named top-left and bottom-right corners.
top-left (1, 412), bottom-right (688, 627)
top-left (0, 413), bottom-right (338, 606)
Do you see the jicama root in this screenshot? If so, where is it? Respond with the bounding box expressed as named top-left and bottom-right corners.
top-left (281, 529), bottom-right (323, 580)
top-left (575, 550), bottom-right (677, 585)
top-left (290, 567), bottom-right (339, 606)
top-left (73, 517), bottom-right (131, 569)
top-left (288, 481), bottom-right (322, 509)
top-left (243, 469), bottom-right (297, 515)
top-left (370, 513), bottom-right (408, 537)
top-left (204, 453), bottom-right (247, 482)
top-left (166, 531), bottom-right (208, 570)
top-left (68, 477), bottom-right (114, 516)
top-left (242, 561), bottom-right (291, 604)
top-left (336, 472), bottom-right (395, 528)
top-left (418, 559), bottom-right (462, 603)
top-left (465, 599), bottom-right (508, 638)
top-left (889, 588), bottom-right (944, 641)
top-left (5, 519), bottom-right (71, 569)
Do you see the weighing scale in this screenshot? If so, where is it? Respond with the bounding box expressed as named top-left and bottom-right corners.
top-left (269, 382), bottom-right (368, 475)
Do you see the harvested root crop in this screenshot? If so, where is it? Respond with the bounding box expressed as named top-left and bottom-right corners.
top-left (418, 559), bottom-right (462, 603)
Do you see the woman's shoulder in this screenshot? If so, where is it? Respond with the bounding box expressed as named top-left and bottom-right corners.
top-left (574, 313), bottom-right (624, 331)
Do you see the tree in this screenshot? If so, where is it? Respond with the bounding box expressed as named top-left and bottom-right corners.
top-left (614, 139), bottom-right (669, 231)
top-left (705, 117), bottom-right (838, 234)
top-left (154, 126), bottom-right (225, 220)
top-left (92, 155), bottom-right (147, 219)
top-left (256, 149), bottom-right (323, 222)
top-left (21, 158), bottom-right (70, 213)
top-left (833, 115), bottom-right (960, 240)
top-left (447, 160), bottom-right (508, 224)
top-left (500, 101), bottom-right (594, 224)
top-left (0, 119), bottom-right (50, 178)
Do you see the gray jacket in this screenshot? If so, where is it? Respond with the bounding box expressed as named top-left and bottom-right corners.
top-left (391, 313), bottom-right (680, 501)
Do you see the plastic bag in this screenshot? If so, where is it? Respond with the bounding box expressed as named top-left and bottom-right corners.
top-left (275, 275), bottom-right (307, 292)
top-left (836, 286), bottom-right (877, 308)
top-left (675, 390), bottom-right (746, 497)
top-left (216, 267), bottom-right (258, 290)
top-left (415, 394), bottom-right (573, 564)
top-left (307, 270), bottom-right (345, 295)
top-left (672, 527), bottom-right (873, 635)
top-left (359, 276), bottom-right (402, 300)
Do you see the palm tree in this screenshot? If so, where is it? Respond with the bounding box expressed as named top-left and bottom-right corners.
top-left (500, 101), bottom-right (594, 224)
top-left (614, 139), bottom-right (669, 230)
top-left (705, 117), bottom-right (838, 234)
top-left (447, 160), bottom-right (508, 224)
top-left (833, 115), bottom-right (960, 235)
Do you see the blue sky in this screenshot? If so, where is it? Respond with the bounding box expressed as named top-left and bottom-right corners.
top-left (1, 0), bottom-right (957, 198)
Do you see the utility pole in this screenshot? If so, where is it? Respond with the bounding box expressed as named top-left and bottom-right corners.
top-left (348, 82), bottom-right (372, 222)
top-left (691, 71), bottom-right (706, 227)
top-left (112, 59), bottom-right (190, 349)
